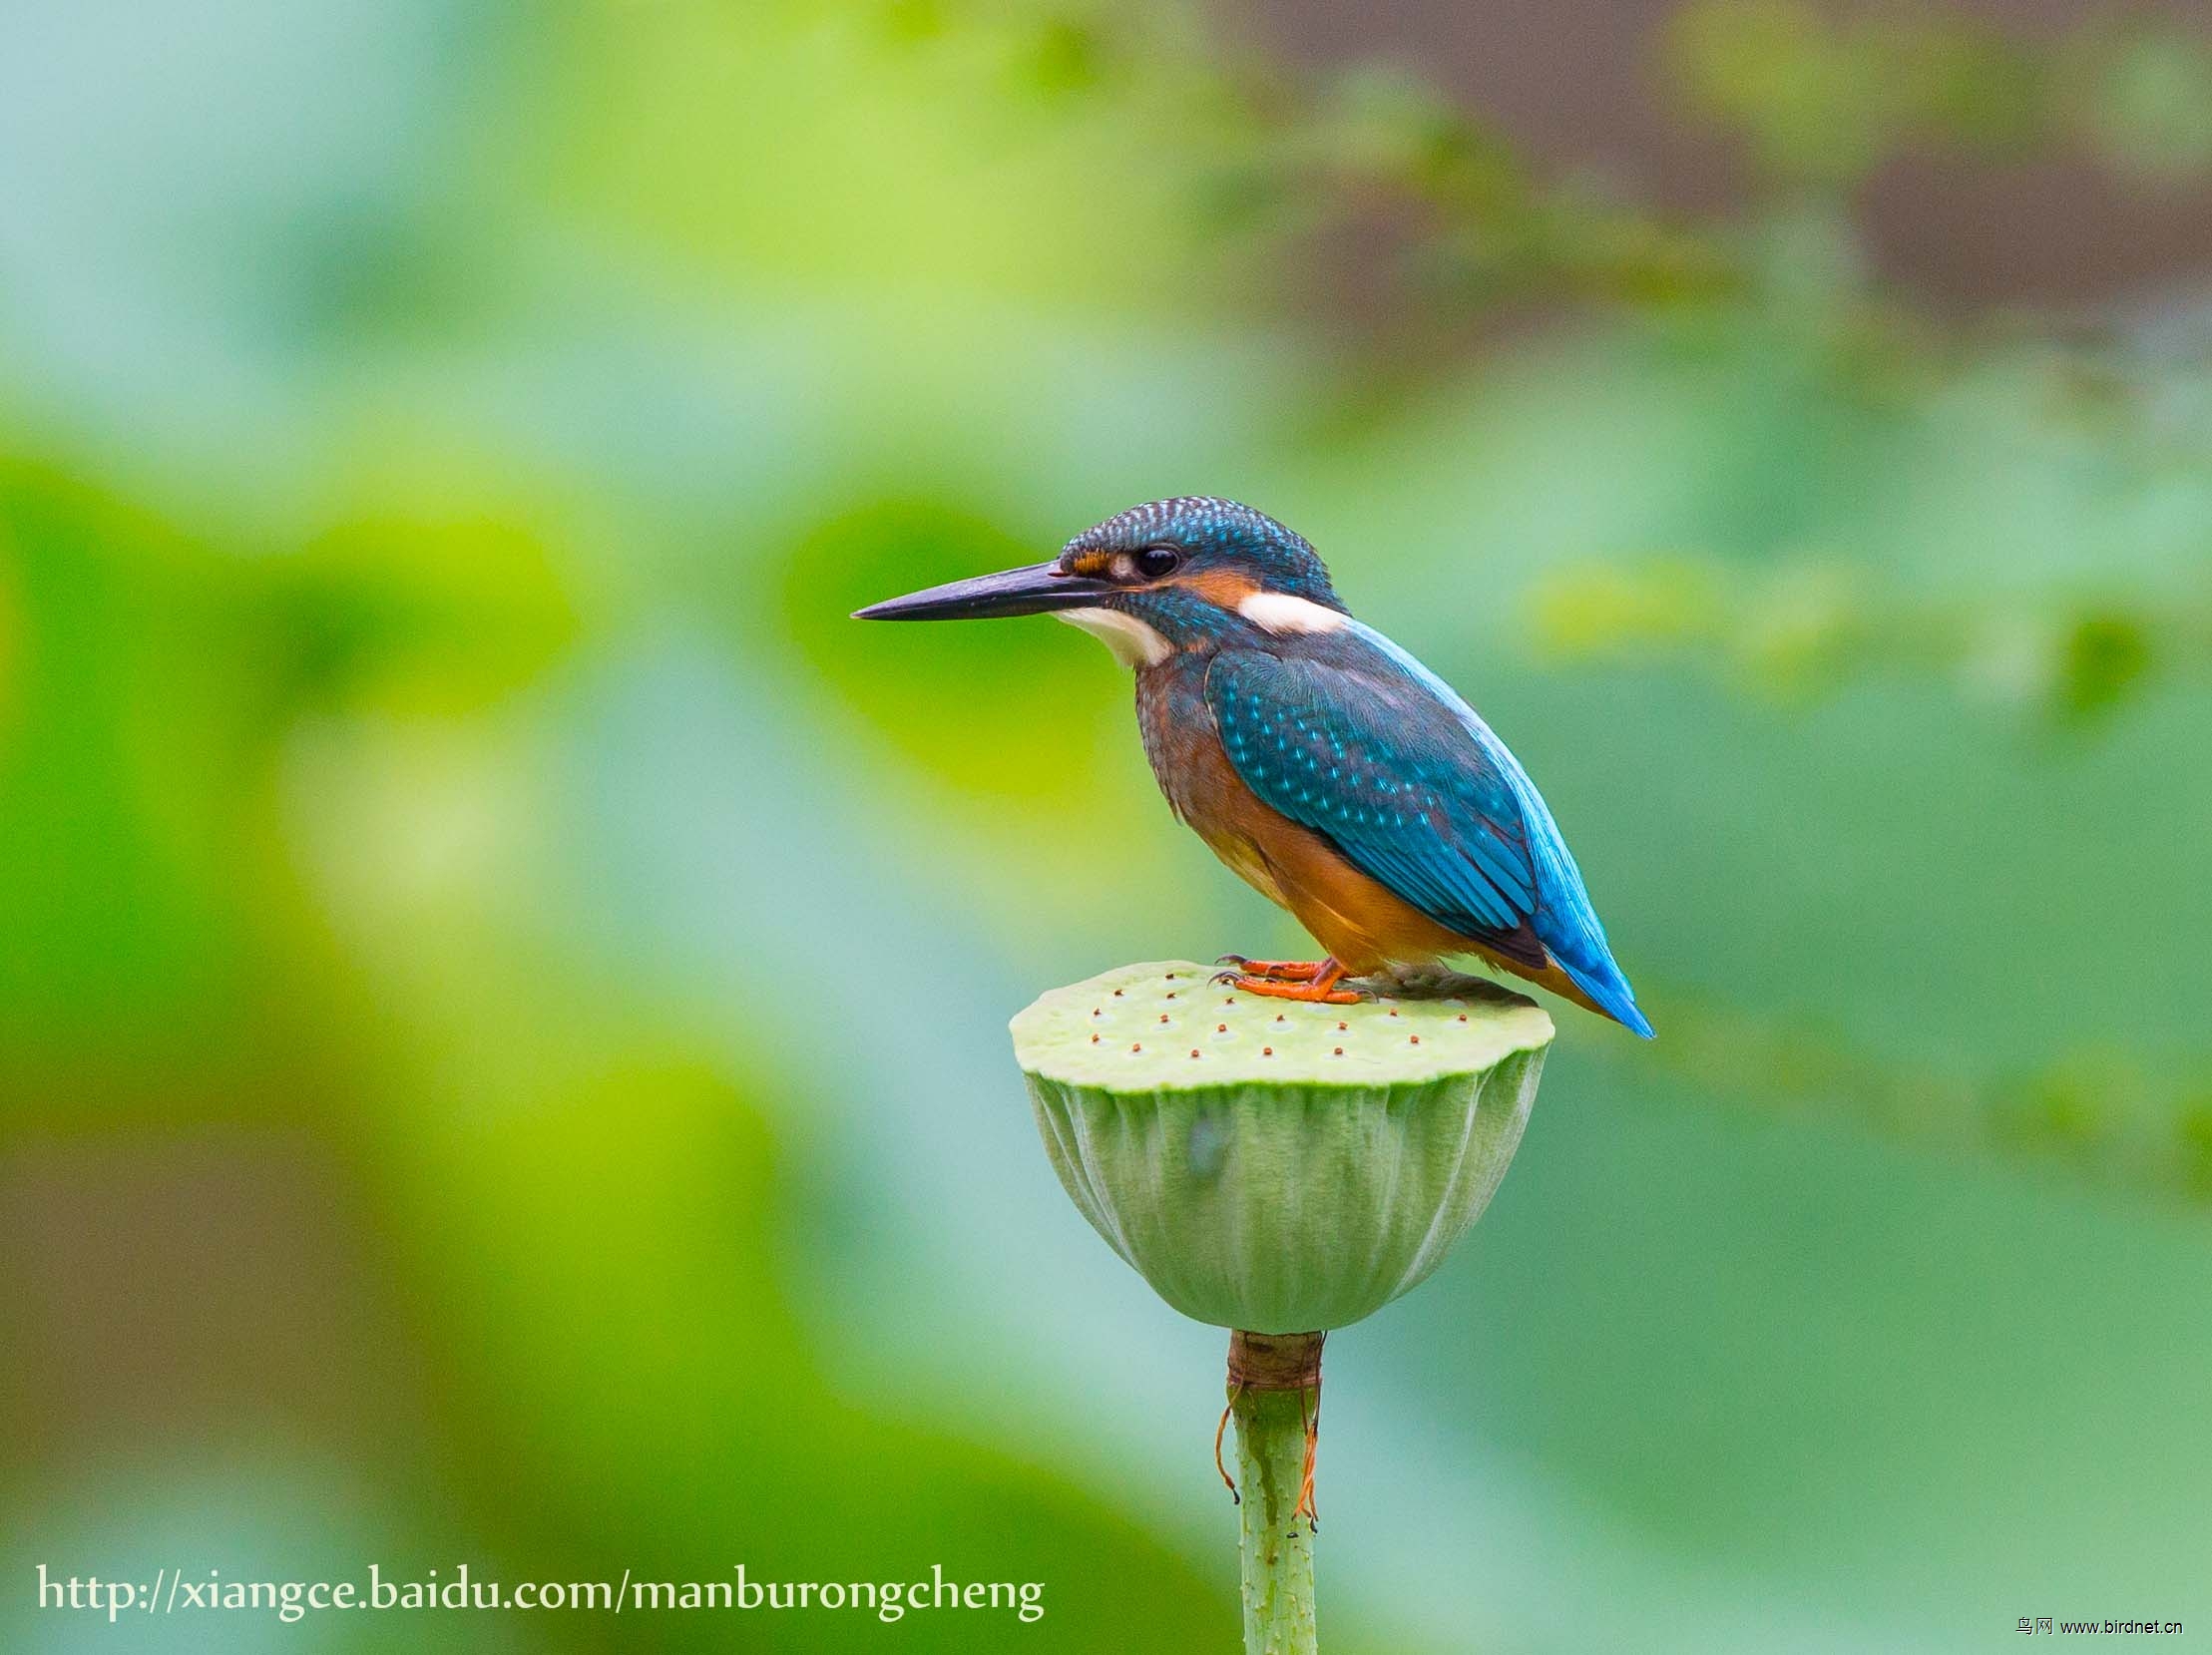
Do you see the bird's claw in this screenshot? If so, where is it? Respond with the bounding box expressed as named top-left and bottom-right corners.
top-left (1222, 975), bottom-right (1361, 1005)
top-left (1215, 957), bottom-right (1362, 1005)
top-left (1213, 955), bottom-right (1325, 982)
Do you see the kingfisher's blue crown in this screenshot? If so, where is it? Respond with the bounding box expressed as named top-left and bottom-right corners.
top-left (1062, 497), bottom-right (1344, 609)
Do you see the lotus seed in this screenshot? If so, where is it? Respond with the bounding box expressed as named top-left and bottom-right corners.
top-left (1217, 1024), bottom-right (1228, 1034)
top-left (1189, 1048), bottom-right (1200, 1058)
top-left (1332, 1046), bottom-right (1344, 1055)
top-left (1262, 1046), bottom-right (1273, 1055)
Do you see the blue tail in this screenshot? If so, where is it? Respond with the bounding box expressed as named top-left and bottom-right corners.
top-left (1342, 621), bottom-right (1656, 1039)
top-left (1551, 948), bottom-right (1655, 1038)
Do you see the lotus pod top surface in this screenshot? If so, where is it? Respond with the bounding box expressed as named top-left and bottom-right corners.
top-left (1012, 960), bottom-right (1554, 1089)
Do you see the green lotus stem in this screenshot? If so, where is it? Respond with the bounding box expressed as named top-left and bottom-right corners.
top-left (1229, 1331), bottom-right (1322, 1655)
top-left (1012, 961), bottom-right (1552, 1652)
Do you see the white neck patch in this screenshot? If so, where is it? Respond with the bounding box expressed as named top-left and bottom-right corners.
top-left (1239, 591), bottom-right (1347, 635)
top-left (1056, 607), bottom-right (1171, 668)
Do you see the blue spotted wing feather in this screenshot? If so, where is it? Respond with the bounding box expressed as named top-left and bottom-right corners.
top-left (1206, 652), bottom-right (1534, 937)
top-left (1205, 629), bottom-right (1652, 1036)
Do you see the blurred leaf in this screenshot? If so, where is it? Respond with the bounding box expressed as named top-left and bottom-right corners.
top-left (2055, 611), bottom-right (2154, 721)
top-left (1526, 556), bottom-right (2205, 725)
top-left (1666, 0), bottom-right (2212, 188)
top-left (1670, 0), bottom-right (1938, 185)
top-left (273, 512), bottom-right (579, 716)
top-left (1026, 15), bottom-right (1108, 97)
top-left (1620, 986), bottom-right (2212, 1208)
top-left (0, 462), bottom-right (263, 1066)
top-left (776, 499), bottom-right (1123, 805)
top-left (2076, 29), bottom-right (2212, 180)
top-left (1529, 557), bottom-right (1725, 660)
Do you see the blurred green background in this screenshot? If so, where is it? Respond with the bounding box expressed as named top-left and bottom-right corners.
top-left (4, 0), bottom-right (2210, 1650)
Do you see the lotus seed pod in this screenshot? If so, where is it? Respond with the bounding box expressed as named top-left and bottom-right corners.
top-left (1013, 961), bottom-right (1552, 1334)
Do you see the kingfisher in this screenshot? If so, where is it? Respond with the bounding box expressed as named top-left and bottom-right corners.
top-left (854, 497), bottom-right (1652, 1035)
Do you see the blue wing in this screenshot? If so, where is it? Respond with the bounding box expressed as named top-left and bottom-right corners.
top-left (1204, 624), bottom-right (1652, 1036)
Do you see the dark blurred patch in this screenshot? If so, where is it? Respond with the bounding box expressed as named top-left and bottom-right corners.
top-left (1218, 0), bottom-right (2212, 311)
top-left (1242, 65), bottom-right (1738, 360)
top-left (1666, 0), bottom-right (2048, 185)
top-left (0, 1128), bottom-right (425, 1465)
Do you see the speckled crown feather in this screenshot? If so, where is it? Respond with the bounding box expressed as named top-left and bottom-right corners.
top-left (1062, 497), bottom-right (1344, 609)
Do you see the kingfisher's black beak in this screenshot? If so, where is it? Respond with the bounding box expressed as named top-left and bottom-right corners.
top-left (852, 560), bottom-right (1114, 621)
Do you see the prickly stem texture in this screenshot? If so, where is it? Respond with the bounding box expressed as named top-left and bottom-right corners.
top-left (1235, 1383), bottom-right (1318, 1655)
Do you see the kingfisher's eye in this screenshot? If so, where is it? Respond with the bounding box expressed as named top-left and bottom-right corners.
top-left (1133, 545), bottom-right (1181, 580)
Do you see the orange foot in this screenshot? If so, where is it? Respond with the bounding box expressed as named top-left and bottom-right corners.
top-left (1214, 955), bottom-right (1323, 981)
top-left (1211, 957), bottom-right (1361, 1006)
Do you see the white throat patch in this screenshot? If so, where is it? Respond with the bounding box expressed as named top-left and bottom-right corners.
top-left (1056, 607), bottom-right (1171, 668)
top-left (1238, 591), bottom-right (1347, 634)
